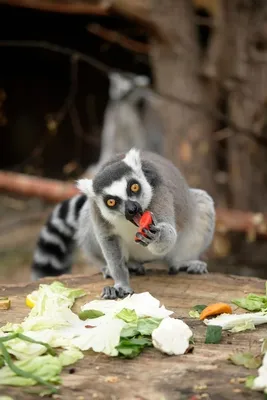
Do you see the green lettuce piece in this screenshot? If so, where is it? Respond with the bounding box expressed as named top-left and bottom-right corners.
top-left (245, 375), bottom-right (256, 389)
top-left (120, 322), bottom-right (138, 338)
top-left (116, 309), bottom-right (138, 323)
top-left (137, 318), bottom-right (162, 335)
top-left (0, 354), bottom-right (62, 387)
top-left (78, 310), bottom-right (104, 321)
top-left (205, 325), bottom-right (222, 344)
top-left (29, 281), bottom-right (86, 319)
top-left (229, 352), bottom-right (262, 369)
top-left (58, 348), bottom-right (84, 367)
top-left (116, 337), bottom-right (152, 358)
top-left (192, 305), bottom-right (207, 313)
top-left (261, 338), bottom-right (267, 354)
top-left (120, 317), bottom-right (162, 338)
top-left (0, 397), bottom-right (14, 400)
top-left (189, 310), bottom-right (200, 319)
top-left (232, 294), bottom-right (267, 312)
top-left (229, 320), bottom-right (255, 333)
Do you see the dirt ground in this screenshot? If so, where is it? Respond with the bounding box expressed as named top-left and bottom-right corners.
top-left (1, 194), bottom-right (267, 284)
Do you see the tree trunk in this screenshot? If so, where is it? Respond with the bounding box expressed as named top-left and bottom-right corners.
top-left (148, 0), bottom-right (216, 197)
top-left (225, 0), bottom-right (267, 211)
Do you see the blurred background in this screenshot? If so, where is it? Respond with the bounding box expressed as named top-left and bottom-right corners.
top-left (1, 0), bottom-right (267, 284)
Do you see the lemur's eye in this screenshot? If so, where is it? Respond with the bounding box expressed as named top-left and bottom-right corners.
top-left (131, 183), bottom-right (140, 193)
top-left (107, 198), bottom-right (116, 207)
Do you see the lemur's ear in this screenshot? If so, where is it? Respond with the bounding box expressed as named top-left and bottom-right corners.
top-left (76, 179), bottom-right (95, 197)
top-left (123, 148), bottom-right (142, 174)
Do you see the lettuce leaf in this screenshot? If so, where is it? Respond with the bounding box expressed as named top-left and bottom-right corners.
top-left (116, 309), bottom-right (138, 323)
top-left (0, 354), bottom-right (62, 387)
top-left (116, 337), bottom-right (152, 358)
top-left (232, 294), bottom-right (267, 312)
top-left (58, 348), bottom-right (84, 367)
top-left (229, 352), bottom-right (262, 369)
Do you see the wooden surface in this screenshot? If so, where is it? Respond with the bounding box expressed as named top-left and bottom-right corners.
top-left (0, 271), bottom-right (266, 400)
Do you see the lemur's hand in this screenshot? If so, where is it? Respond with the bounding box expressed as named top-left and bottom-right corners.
top-left (135, 213), bottom-right (160, 247)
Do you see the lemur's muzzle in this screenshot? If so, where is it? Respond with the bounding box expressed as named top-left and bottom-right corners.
top-left (125, 200), bottom-right (142, 226)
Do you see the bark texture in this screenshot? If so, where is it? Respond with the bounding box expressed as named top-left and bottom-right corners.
top-left (149, 0), bottom-right (216, 197)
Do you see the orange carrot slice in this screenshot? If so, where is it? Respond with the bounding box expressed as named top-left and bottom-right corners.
top-left (199, 302), bottom-right (232, 320)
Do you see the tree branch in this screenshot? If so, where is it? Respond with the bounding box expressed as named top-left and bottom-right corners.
top-left (0, 171), bottom-right (267, 238)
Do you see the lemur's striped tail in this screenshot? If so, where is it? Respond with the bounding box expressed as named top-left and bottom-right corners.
top-left (31, 194), bottom-right (87, 280)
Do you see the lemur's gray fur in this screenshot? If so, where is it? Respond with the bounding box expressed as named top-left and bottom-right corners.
top-left (32, 148), bottom-right (215, 299)
top-left (84, 72), bottom-right (163, 177)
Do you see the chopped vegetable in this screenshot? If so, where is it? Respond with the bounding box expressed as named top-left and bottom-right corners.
top-left (81, 292), bottom-right (173, 319)
top-left (116, 308), bottom-right (138, 323)
top-left (245, 375), bottom-right (256, 389)
top-left (78, 310), bottom-right (104, 321)
top-left (0, 297), bottom-right (10, 310)
top-left (192, 305), bottom-right (207, 313)
top-left (72, 318), bottom-right (126, 356)
top-left (229, 352), bottom-right (262, 369)
top-left (232, 294), bottom-right (267, 312)
top-left (152, 317), bottom-right (192, 355)
top-left (25, 291), bottom-right (38, 309)
top-left (199, 303), bottom-right (232, 321)
top-left (261, 338), bottom-right (267, 354)
top-left (116, 337), bottom-right (152, 358)
top-left (189, 310), bottom-right (200, 319)
top-left (205, 325), bottom-right (222, 344)
top-left (203, 311), bottom-right (267, 330)
top-left (251, 352), bottom-right (267, 394)
top-left (0, 351), bottom-right (61, 390)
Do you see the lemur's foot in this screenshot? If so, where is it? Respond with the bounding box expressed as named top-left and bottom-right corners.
top-left (128, 261), bottom-right (146, 276)
top-left (101, 285), bottom-right (134, 300)
top-left (168, 260), bottom-right (208, 275)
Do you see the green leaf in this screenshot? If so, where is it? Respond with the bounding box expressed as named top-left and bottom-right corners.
top-left (78, 310), bottom-right (104, 320)
top-left (116, 308), bottom-right (138, 323)
top-left (232, 294), bottom-right (267, 312)
top-left (245, 375), bottom-right (256, 389)
top-left (205, 325), bottom-right (222, 344)
top-left (229, 352), bottom-right (262, 369)
top-left (116, 336), bottom-right (152, 359)
top-left (193, 305), bottom-right (207, 313)
top-left (229, 320), bottom-right (255, 333)
top-left (120, 322), bottom-right (138, 338)
top-left (137, 318), bottom-right (162, 335)
top-left (189, 310), bottom-right (200, 319)
top-left (261, 338), bottom-right (267, 354)
top-left (0, 355), bottom-right (5, 368)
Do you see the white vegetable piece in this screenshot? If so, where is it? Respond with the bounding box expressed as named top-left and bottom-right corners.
top-left (152, 317), bottom-right (192, 355)
top-left (204, 312), bottom-right (267, 330)
top-left (252, 352), bottom-right (267, 393)
top-left (81, 292), bottom-right (173, 320)
top-left (72, 318), bottom-right (126, 356)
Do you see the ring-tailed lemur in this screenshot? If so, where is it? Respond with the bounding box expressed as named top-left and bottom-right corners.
top-left (84, 72), bottom-right (163, 177)
top-left (32, 148), bottom-right (215, 299)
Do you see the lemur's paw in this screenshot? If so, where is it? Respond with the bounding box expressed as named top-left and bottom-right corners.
top-left (168, 261), bottom-right (208, 275)
top-left (101, 285), bottom-right (134, 300)
top-left (128, 261), bottom-right (146, 276)
top-left (135, 213), bottom-right (160, 247)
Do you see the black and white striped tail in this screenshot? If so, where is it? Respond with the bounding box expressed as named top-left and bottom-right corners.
top-left (31, 194), bottom-right (87, 280)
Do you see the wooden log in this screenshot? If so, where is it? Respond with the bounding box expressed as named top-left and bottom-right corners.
top-left (1, 170), bottom-right (267, 237)
top-left (0, 272), bottom-right (265, 400)
top-left (0, 171), bottom-right (80, 203)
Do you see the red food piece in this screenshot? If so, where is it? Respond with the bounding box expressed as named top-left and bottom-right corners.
top-left (135, 210), bottom-right (153, 241)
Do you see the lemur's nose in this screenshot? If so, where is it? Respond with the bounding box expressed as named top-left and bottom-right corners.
top-left (125, 200), bottom-right (142, 220)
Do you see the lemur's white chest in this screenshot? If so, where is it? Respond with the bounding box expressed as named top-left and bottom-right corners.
top-left (112, 218), bottom-right (156, 262)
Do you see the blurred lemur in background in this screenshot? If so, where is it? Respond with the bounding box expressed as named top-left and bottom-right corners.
top-left (31, 148), bottom-right (215, 300)
top-left (83, 72), bottom-right (164, 177)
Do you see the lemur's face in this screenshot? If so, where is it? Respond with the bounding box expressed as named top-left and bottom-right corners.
top-left (77, 149), bottom-right (153, 225)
